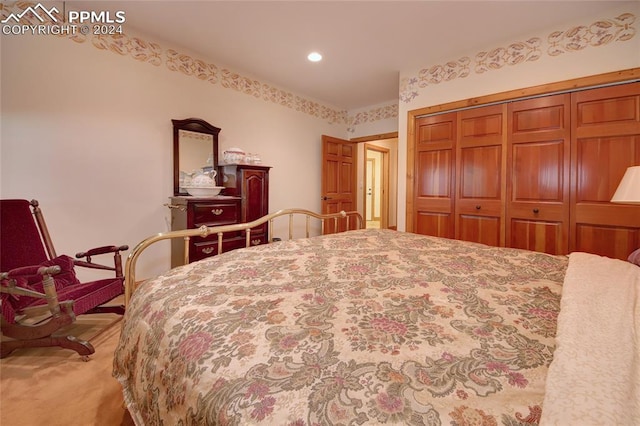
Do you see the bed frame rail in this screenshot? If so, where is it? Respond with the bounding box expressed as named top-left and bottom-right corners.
top-left (124, 209), bottom-right (362, 305)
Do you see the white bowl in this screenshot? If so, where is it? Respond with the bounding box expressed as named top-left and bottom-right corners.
top-left (184, 186), bottom-right (224, 197)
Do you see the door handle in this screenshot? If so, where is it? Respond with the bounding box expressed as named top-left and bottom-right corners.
top-left (322, 196), bottom-right (333, 201)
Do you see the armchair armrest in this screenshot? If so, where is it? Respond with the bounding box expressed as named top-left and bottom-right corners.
top-left (1, 265), bottom-right (61, 298)
top-left (75, 245), bottom-right (129, 259)
top-left (2, 265), bottom-right (61, 279)
top-left (1, 265), bottom-right (64, 317)
top-left (74, 245), bottom-right (129, 276)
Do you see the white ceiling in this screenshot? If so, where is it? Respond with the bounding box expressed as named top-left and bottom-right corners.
top-left (68, 1), bottom-right (631, 110)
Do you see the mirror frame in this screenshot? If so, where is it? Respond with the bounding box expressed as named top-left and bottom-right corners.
top-left (172, 118), bottom-right (221, 196)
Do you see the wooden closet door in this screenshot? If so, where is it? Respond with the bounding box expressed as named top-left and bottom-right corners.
top-left (413, 112), bottom-right (456, 238)
top-left (507, 94), bottom-right (571, 254)
top-left (455, 104), bottom-right (507, 246)
top-left (571, 82), bottom-right (640, 260)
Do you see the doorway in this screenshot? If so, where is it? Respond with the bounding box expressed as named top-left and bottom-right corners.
top-left (321, 132), bottom-right (398, 230)
top-left (352, 133), bottom-right (398, 230)
top-left (364, 145), bottom-right (389, 229)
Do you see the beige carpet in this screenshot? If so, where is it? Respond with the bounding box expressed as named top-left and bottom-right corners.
top-left (0, 308), bottom-right (134, 426)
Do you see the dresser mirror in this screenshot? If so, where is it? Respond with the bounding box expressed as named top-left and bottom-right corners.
top-left (172, 118), bottom-right (221, 195)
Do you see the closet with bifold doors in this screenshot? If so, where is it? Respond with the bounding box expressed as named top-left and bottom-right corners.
top-left (413, 81), bottom-right (640, 260)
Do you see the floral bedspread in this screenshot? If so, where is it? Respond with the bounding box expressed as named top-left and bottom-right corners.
top-left (113, 229), bottom-right (567, 425)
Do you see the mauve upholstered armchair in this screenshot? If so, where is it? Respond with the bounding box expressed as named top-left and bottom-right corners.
top-left (0, 199), bottom-right (128, 358)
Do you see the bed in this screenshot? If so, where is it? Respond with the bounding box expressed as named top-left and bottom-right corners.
top-left (113, 210), bottom-right (640, 425)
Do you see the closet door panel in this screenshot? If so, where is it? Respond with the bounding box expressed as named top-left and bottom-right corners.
top-left (507, 94), bottom-right (570, 254)
top-left (455, 104), bottom-right (506, 246)
top-left (571, 82), bottom-right (640, 260)
top-left (511, 141), bottom-right (564, 202)
top-left (576, 225), bottom-right (639, 261)
top-left (458, 215), bottom-right (501, 247)
top-left (510, 220), bottom-right (564, 254)
top-left (416, 212), bottom-right (452, 238)
top-left (414, 113), bottom-right (456, 238)
top-left (418, 150), bottom-right (452, 198)
top-left (459, 146), bottom-right (502, 199)
top-left (575, 136), bottom-right (639, 202)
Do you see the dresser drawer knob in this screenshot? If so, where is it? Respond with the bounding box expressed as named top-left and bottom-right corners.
top-left (533, 208), bottom-right (539, 214)
top-left (251, 239), bottom-right (261, 245)
top-left (475, 205), bottom-right (481, 210)
top-left (202, 247), bottom-right (215, 254)
top-left (211, 208), bottom-right (223, 216)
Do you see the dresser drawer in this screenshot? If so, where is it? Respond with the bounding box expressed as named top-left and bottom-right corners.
top-left (169, 194), bottom-right (268, 267)
top-left (192, 200), bottom-right (240, 226)
top-left (190, 234), bottom-right (267, 262)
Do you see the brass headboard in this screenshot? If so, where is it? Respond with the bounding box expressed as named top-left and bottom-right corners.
top-left (124, 209), bottom-right (363, 305)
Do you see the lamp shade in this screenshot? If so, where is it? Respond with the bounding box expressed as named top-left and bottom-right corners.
top-left (611, 166), bottom-right (640, 204)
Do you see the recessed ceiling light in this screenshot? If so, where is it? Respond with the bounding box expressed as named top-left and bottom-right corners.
top-left (307, 52), bottom-right (322, 62)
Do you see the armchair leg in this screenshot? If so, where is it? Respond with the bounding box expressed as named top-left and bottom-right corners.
top-left (1, 305), bottom-right (95, 358)
top-left (1, 313), bottom-right (74, 340)
top-left (1, 335), bottom-right (95, 358)
top-left (86, 304), bottom-right (125, 316)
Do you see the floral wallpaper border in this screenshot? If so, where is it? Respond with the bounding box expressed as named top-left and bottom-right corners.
top-left (400, 12), bottom-right (636, 104)
top-left (1, 3), bottom-right (636, 127)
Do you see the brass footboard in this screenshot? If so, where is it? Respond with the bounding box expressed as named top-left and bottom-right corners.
top-left (124, 209), bottom-right (362, 305)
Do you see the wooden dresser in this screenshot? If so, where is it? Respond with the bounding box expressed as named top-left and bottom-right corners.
top-left (168, 196), bottom-right (245, 267)
top-left (169, 164), bottom-right (271, 266)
